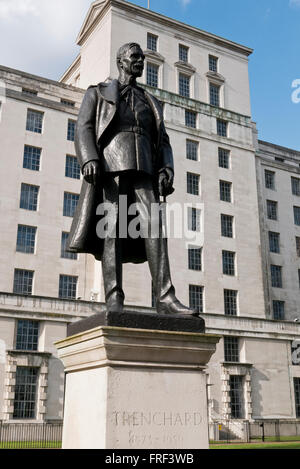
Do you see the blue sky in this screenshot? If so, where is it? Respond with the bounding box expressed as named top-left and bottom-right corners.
top-left (0, 0), bottom-right (300, 150)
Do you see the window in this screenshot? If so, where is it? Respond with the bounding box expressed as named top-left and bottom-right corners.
top-left (188, 246), bottom-right (202, 271)
top-left (187, 172), bottom-right (200, 195)
top-left (22, 88), bottom-right (37, 96)
top-left (296, 237), bottom-right (300, 257)
top-left (16, 225), bottom-right (36, 254)
top-left (179, 73), bottom-right (190, 98)
top-left (16, 320), bottom-right (39, 351)
top-left (217, 119), bottom-right (227, 137)
top-left (13, 367), bottom-right (38, 419)
top-left (23, 145), bottom-right (41, 172)
top-left (222, 250), bottom-right (235, 276)
top-left (294, 378), bottom-right (300, 418)
top-left (221, 214), bottom-right (233, 238)
top-left (186, 140), bottom-right (199, 161)
top-left (26, 109), bottom-right (43, 133)
top-left (294, 206), bottom-right (300, 226)
top-left (224, 336), bottom-right (239, 362)
top-left (273, 300), bottom-right (285, 320)
top-left (61, 232), bottom-right (77, 260)
top-left (292, 177), bottom-right (300, 196)
top-left (224, 290), bottom-right (238, 316)
top-left (147, 33), bottom-right (157, 51)
top-left (187, 207), bottom-right (201, 232)
top-left (189, 285), bottom-right (203, 313)
top-left (179, 44), bottom-right (189, 62)
top-left (269, 231), bottom-right (280, 253)
top-left (271, 265), bottom-right (282, 288)
top-left (209, 83), bottom-right (220, 107)
top-left (267, 200), bottom-right (278, 220)
top-left (59, 275), bottom-right (78, 299)
top-left (220, 180), bottom-right (232, 202)
top-left (63, 192), bottom-right (79, 217)
top-left (185, 110), bottom-right (196, 128)
top-left (20, 184), bottom-right (39, 211)
top-left (229, 375), bottom-right (244, 419)
top-left (209, 55), bottom-right (218, 72)
top-left (218, 148), bottom-right (230, 169)
top-left (13, 269), bottom-right (34, 295)
top-left (65, 155), bottom-right (80, 180)
top-left (61, 99), bottom-right (75, 108)
top-left (265, 170), bottom-right (275, 190)
top-left (67, 119), bottom-right (76, 142)
top-left (146, 63), bottom-right (159, 88)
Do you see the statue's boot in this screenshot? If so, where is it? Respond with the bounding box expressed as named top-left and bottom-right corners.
top-left (157, 293), bottom-right (199, 317)
top-left (106, 290), bottom-right (125, 314)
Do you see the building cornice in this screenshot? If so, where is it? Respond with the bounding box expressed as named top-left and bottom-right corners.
top-left (0, 64), bottom-right (85, 94)
top-left (1, 293), bottom-right (299, 340)
top-left (60, 54), bottom-right (81, 84)
top-left (258, 139), bottom-right (300, 159)
top-left (141, 83), bottom-right (252, 123)
top-left (77, 0), bottom-right (253, 57)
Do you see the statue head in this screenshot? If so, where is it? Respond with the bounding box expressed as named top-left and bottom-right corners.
top-left (116, 42), bottom-right (145, 80)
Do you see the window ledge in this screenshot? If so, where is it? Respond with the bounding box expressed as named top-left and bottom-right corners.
top-left (7, 350), bottom-right (52, 357)
top-left (206, 71), bottom-right (225, 84)
top-left (174, 61), bottom-right (196, 74)
top-left (144, 49), bottom-right (165, 64)
top-left (222, 362), bottom-right (253, 367)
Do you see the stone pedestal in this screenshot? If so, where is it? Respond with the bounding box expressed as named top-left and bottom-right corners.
top-left (56, 315), bottom-right (219, 449)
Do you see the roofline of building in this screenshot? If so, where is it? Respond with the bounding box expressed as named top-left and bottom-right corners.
top-left (0, 64), bottom-right (85, 93)
top-left (59, 54), bottom-right (81, 84)
top-left (77, 0), bottom-right (253, 56)
top-left (258, 139), bottom-right (300, 157)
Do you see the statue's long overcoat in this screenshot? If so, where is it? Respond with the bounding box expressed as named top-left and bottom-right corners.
top-left (67, 79), bottom-right (174, 263)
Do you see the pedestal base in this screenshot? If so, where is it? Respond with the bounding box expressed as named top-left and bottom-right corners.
top-left (56, 321), bottom-right (219, 449)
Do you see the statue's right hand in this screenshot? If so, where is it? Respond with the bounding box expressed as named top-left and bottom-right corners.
top-left (83, 160), bottom-right (100, 185)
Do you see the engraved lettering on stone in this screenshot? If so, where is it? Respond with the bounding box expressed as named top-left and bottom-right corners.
top-left (112, 411), bottom-right (203, 427)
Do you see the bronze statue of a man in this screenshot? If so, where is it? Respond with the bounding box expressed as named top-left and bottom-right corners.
top-left (67, 42), bottom-right (199, 317)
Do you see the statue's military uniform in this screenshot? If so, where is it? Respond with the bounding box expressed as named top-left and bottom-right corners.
top-left (67, 79), bottom-right (175, 308)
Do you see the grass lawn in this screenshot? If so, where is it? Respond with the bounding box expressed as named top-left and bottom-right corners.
top-left (0, 441), bottom-right (61, 449)
top-left (210, 441), bottom-right (300, 450)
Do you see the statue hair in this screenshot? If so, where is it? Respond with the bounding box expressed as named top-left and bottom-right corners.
top-left (116, 42), bottom-right (142, 66)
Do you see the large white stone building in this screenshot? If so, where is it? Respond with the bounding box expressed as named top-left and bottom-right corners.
top-left (0, 0), bottom-right (299, 440)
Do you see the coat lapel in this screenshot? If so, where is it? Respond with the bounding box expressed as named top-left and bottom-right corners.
top-left (96, 79), bottom-right (119, 143)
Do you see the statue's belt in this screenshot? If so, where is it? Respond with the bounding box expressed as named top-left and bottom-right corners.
top-left (115, 125), bottom-right (151, 140)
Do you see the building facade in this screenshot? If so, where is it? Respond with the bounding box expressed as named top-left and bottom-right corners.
top-left (0, 0), bottom-right (299, 439)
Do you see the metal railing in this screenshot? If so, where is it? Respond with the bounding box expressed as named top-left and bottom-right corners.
top-left (0, 422), bottom-right (63, 449)
top-left (209, 419), bottom-right (300, 444)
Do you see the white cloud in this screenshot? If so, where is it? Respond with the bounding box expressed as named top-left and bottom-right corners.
top-left (0, 0), bottom-right (39, 19)
top-left (0, 0), bottom-right (91, 79)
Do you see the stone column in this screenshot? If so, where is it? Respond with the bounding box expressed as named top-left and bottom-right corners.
top-left (56, 313), bottom-right (219, 450)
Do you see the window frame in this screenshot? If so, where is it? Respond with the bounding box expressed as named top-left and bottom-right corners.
top-left (189, 285), bottom-right (204, 313)
top-left (26, 109), bottom-right (43, 134)
top-left (16, 225), bottom-right (37, 254)
top-left (59, 274), bottom-right (78, 299)
top-left (13, 269), bottom-right (34, 296)
top-left (188, 246), bottom-right (202, 271)
top-left (13, 366), bottom-right (39, 420)
top-left (20, 183), bottom-right (39, 212)
top-left (222, 250), bottom-right (235, 276)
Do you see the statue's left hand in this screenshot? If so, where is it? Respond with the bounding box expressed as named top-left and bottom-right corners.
top-left (83, 160), bottom-right (100, 185)
top-left (159, 168), bottom-right (174, 197)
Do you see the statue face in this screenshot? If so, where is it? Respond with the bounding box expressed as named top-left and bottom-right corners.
top-left (119, 46), bottom-right (145, 78)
